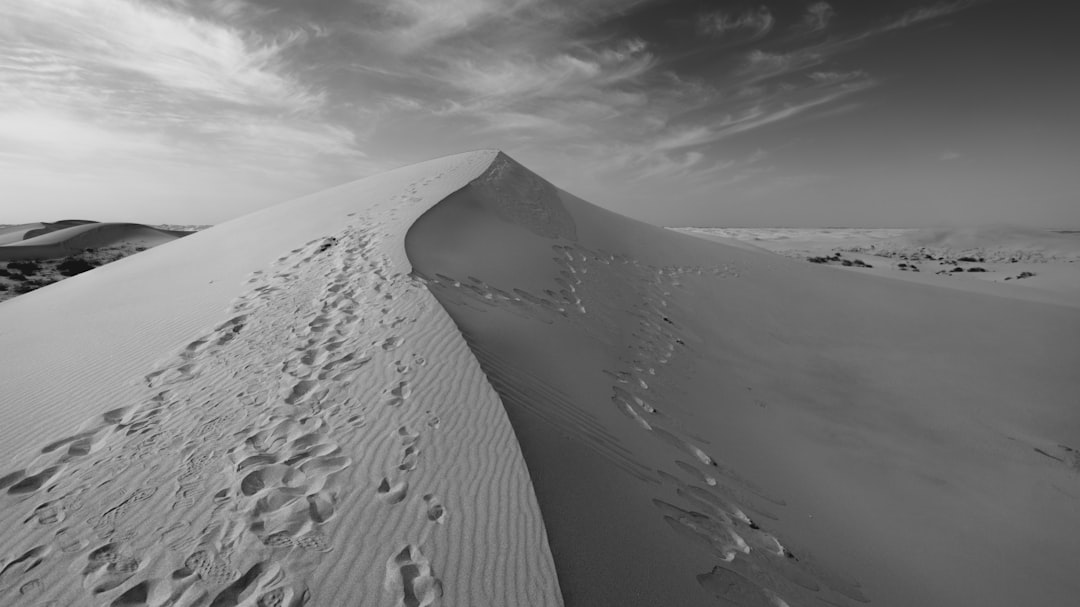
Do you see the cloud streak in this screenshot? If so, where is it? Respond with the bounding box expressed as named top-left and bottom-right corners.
top-left (697, 7), bottom-right (775, 42)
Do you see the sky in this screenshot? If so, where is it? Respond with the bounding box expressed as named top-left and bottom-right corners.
top-left (2, 0), bottom-right (1078, 227)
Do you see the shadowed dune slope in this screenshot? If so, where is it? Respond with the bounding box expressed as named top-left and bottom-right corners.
top-left (406, 153), bottom-right (1080, 606)
top-left (0, 222), bottom-right (191, 260)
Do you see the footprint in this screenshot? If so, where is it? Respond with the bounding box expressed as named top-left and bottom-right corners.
top-left (377, 478), bottom-right (408, 504)
top-left (294, 531), bottom-right (332, 553)
top-left (399, 446), bottom-right (420, 472)
top-left (284, 380), bottom-right (318, 406)
top-left (111, 580), bottom-right (149, 606)
top-left (18, 578), bottom-right (43, 596)
top-left (423, 495), bottom-right (446, 524)
top-left (83, 544), bottom-right (140, 594)
top-left (7, 465), bottom-right (61, 495)
top-left (384, 545), bottom-right (442, 607)
top-left (389, 381), bottom-right (412, 401)
top-left (0, 545), bottom-right (49, 587)
top-left (306, 492), bottom-right (336, 524)
top-left (208, 561), bottom-right (267, 607)
top-left (25, 502), bottom-right (64, 526)
top-left (182, 549), bottom-right (235, 586)
top-left (697, 565), bottom-right (783, 607)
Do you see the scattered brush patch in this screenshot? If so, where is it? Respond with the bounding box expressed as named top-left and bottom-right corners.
top-left (2, 245), bottom-right (138, 303)
top-left (1006, 271), bottom-right (1037, 281)
top-left (806, 254), bottom-right (872, 268)
top-left (8, 260), bottom-right (40, 276)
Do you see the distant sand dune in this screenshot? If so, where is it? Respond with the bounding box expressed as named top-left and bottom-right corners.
top-left (0, 221), bottom-right (190, 261)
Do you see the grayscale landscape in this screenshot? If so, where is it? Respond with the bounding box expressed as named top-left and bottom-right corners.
top-left (1, 2), bottom-right (1077, 607)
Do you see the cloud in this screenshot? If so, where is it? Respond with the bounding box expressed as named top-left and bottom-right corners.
top-left (435, 38), bottom-right (653, 101)
top-left (698, 7), bottom-right (775, 41)
top-left (797, 2), bottom-right (835, 32)
top-left (0, 0), bottom-right (321, 111)
top-left (808, 70), bottom-right (867, 85)
top-left (0, 0), bottom-right (376, 221)
top-left (882, 1), bottom-right (982, 31)
top-left (739, 49), bottom-right (824, 81)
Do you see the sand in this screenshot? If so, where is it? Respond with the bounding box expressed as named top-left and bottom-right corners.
top-left (677, 226), bottom-right (1080, 308)
top-left (1, 151), bottom-right (1078, 607)
top-left (0, 221), bottom-right (193, 261)
top-left (0, 222), bottom-right (198, 303)
top-left (0, 151), bottom-right (558, 606)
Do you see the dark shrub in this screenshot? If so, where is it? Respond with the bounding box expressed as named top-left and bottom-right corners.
top-left (967, 267), bottom-right (987, 272)
top-left (958, 256), bottom-right (979, 263)
top-left (951, 267), bottom-right (964, 273)
top-left (0, 267), bottom-right (9, 277)
top-left (1017, 271), bottom-right (1036, 279)
top-left (57, 258), bottom-right (97, 276)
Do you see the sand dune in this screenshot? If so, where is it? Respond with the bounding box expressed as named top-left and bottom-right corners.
top-left (0, 221), bottom-right (191, 261)
top-left (1, 151), bottom-right (1077, 606)
top-left (406, 155), bottom-right (1080, 606)
top-left (0, 152), bottom-right (558, 606)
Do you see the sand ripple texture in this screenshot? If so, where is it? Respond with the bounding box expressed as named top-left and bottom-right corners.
top-left (0, 151), bottom-right (560, 607)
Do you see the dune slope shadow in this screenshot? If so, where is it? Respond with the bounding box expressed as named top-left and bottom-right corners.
top-left (405, 153), bottom-right (1080, 606)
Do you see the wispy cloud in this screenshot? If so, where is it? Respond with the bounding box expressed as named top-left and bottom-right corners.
top-left (739, 49), bottom-right (825, 82)
top-left (0, 0), bottom-right (999, 224)
top-left (0, 0), bottom-right (321, 111)
top-left (435, 38), bottom-right (653, 102)
top-left (808, 70), bottom-right (867, 85)
top-left (0, 0), bottom-right (370, 211)
top-left (881, 0), bottom-right (983, 31)
top-left (797, 2), bottom-right (835, 33)
top-left (697, 7), bottom-right (775, 42)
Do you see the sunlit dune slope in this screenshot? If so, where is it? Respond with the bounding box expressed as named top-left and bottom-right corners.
top-left (406, 153), bottom-right (1080, 607)
top-left (0, 151), bottom-right (559, 607)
